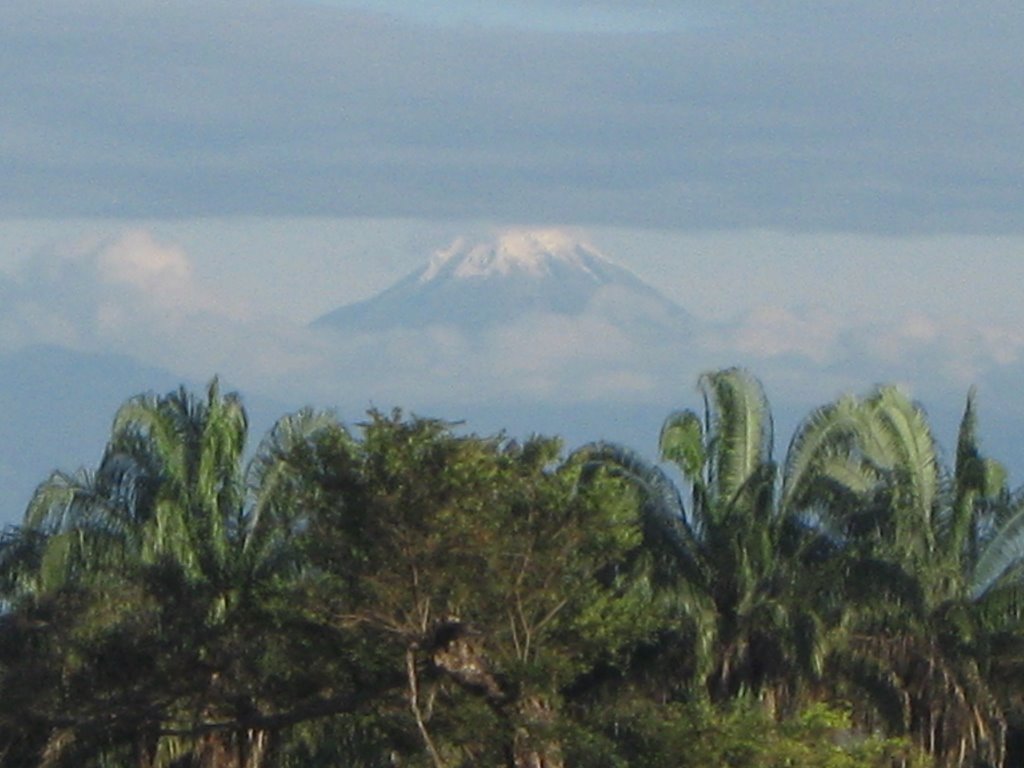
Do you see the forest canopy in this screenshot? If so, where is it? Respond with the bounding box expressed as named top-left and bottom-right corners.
top-left (2, 369), bottom-right (1022, 768)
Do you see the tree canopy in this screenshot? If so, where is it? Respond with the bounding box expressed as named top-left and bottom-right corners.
top-left (6, 370), bottom-right (1024, 767)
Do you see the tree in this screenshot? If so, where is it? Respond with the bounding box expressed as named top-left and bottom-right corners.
top-left (823, 386), bottom-right (1024, 768)
top-left (591, 699), bottom-right (928, 768)
top-left (575, 368), bottom-right (867, 711)
top-left (297, 410), bottom-right (670, 768)
top-left (0, 380), bottom-right (342, 767)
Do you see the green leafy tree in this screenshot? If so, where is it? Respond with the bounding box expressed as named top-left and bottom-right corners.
top-left (297, 410), bottom-right (670, 768)
top-left (582, 698), bottom-right (928, 768)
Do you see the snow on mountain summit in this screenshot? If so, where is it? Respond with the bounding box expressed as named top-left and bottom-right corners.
top-left (314, 230), bottom-right (690, 333)
top-left (420, 230), bottom-right (604, 282)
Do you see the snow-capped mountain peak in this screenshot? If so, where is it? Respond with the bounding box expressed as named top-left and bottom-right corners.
top-left (420, 229), bottom-right (603, 283)
top-left (314, 230), bottom-right (691, 332)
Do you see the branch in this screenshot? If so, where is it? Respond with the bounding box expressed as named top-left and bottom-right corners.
top-left (406, 646), bottom-right (447, 768)
top-left (31, 686), bottom-right (393, 742)
top-left (533, 597), bottom-right (570, 639)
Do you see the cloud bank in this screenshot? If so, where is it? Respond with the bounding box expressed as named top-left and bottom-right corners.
top-left (3, 227), bottom-right (1023, 421)
top-left (2, 1), bottom-right (1024, 232)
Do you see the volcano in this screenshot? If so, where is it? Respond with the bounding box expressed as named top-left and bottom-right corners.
top-left (313, 230), bottom-right (691, 334)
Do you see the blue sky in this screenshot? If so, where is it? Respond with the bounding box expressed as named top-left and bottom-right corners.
top-left (3, 0), bottom-right (1024, 495)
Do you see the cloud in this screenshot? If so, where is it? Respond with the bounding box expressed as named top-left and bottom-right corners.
top-left (718, 305), bottom-right (844, 364)
top-left (304, 308), bottom-right (679, 409)
top-left (3, 224), bottom-right (1024, 432)
top-left (340, 0), bottom-right (705, 33)
top-left (702, 302), bottom-right (1024, 414)
top-left (0, 230), bottom-right (313, 385)
top-left (866, 315), bottom-right (1024, 388)
top-left (95, 231), bottom-right (191, 294)
top-left (1, 1), bottom-right (1023, 232)
top-left (332, 292), bottom-right (1024, 441)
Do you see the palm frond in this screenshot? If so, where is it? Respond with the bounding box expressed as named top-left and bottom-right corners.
top-left (0, 526), bottom-right (47, 605)
top-left (195, 382), bottom-right (248, 576)
top-left (972, 581), bottom-right (1024, 634)
top-left (947, 389), bottom-right (1008, 575)
top-left (864, 386), bottom-right (940, 558)
top-left (659, 409), bottom-right (704, 486)
top-left (572, 441), bottom-right (705, 585)
top-left (24, 469), bottom-right (91, 532)
top-left (112, 392), bottom-right (188, 491)
top-left (780, 395), bottom-right (871, 513)
top-left (698, 368), bottom-right (773, 513)
top-left (243, 407), bottom-right (344, 569)
top-left (970, 499), bottom-right (1024, 601)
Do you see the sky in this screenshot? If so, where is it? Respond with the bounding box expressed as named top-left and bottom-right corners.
top-left (4, 0), bottom-right (1024, 230)
top-left (3, 0), bottom-right (1024, 499)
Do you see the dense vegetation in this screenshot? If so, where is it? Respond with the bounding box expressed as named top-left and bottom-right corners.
top-left (2, 368), bottom-right (1023, 767)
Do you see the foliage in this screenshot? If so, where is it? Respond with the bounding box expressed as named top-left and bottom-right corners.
top-left (820, 386), bottom-right (1024, 767)
top-left (583, 699), bottom-right (928, 768)
top-left (297, 410), bottom-right (672, 765)
top-left (2, 372), bottom-right (1024, 767)
top-left (575, 368), bottom-right (863, 709)
top-left (0, 381), bottom-right (349, 766)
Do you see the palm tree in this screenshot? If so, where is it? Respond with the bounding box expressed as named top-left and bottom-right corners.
top-left (577, 368), bottom-right (865, 711)
top-left (824, 386), bottom-right (1024, 768)
top-left (0, 379), bottom-right (338, 768)
top-left (578, 370), bottom-right (1024, 766)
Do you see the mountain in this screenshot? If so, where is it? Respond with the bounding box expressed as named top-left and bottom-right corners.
top-left (313, 229), bottom-right (692, 333)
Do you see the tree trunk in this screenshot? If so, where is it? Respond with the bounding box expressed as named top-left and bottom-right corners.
top-left (511, 696), bottom-right (563, 768)
top-left (239, 728), bottom-right (269, 768)
top-left (196, 731), bottom-right (235, 768)
top-left (427, 620), bottom-right (564, 768)
top-left (194, 728), bottom-right (269, 768)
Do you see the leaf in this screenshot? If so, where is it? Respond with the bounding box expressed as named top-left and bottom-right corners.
top-left (698, 368), bottom-right (773, 511)
top-left (659, 409), bottom-right (704, 484)
top-left (864, 386), bottom-right (939, 558)
top-left (971, 498), bottom-right (1024, 600)
top-left (781, 395), bottom-right (867, 513)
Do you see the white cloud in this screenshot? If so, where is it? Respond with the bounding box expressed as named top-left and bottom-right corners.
top-left (0, 230), bottom-right (291, 381)
top-left (723, 305), bottom-right (843, 364)
top-left (867, 315), bottom-right (1024, 387)
top-left (705, 302), bottom-right (1024, 409)
top-left (4, 223), bottom-right (1024, 429)
top-left (96, 230), bottom-right (190, 287)
top-left (95, 230), bottom-right (250, 322)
